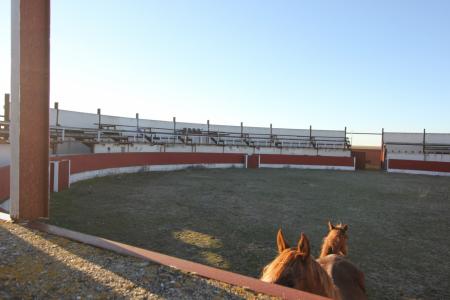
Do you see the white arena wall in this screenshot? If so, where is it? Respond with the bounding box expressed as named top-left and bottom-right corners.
top-left (93, 143), bottom-right (351, 157)
top-left (383, 131), bottom-right (450, 175)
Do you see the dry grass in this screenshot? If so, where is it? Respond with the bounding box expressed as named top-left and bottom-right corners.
top-left (50, 168), bottom-right (450, 299)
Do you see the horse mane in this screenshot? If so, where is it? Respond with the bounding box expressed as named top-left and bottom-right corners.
top-left (320, 222), bottom-right (348, 258)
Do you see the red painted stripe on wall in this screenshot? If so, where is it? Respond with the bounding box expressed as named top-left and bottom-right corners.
top-left (388, 159), bottom-right (450, 173)
top-left (0, 166), bottom-right (10, 201)
top-left (260, 154), bottom-right (354, 167)
top-left (52, 153), bottom-right (246, 174)
top-left (58, 160), bottom-right (70, 191)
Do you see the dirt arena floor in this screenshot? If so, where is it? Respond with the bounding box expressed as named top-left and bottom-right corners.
top-left (50, 168), bottom-right (450, 299)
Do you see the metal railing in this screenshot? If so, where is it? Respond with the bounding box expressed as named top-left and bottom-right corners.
top-left (48, 123), bottom-right (351, 150)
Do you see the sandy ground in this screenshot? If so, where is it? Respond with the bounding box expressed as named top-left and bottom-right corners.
top-left (50, 168), bottom-right (450, 299)
top-left (0, 221), bottom-right (275, 299)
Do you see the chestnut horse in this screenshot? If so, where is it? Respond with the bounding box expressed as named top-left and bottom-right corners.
top-left (261, 229), bottom-right (341, 300)
top-left (320, 221), bottom-right (349, 258)
top-left (318, 222), bottom-right (367, 300)
top-left (317, 254), bottom-right (367, 300)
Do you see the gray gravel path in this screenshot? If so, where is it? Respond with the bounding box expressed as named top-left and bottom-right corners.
top-left (0, 221), bottom-right (276, 299)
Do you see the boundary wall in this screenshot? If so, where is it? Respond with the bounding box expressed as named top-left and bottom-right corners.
top-left (384, 131), bottom-right (450, 176)
top-left (0, 152), bottom-right (354, 208)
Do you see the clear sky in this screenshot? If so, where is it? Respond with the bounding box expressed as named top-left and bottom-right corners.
top-left (0, 1), bottom-right (449, 145)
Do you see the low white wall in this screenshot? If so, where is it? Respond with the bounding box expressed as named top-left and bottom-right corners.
top-left (259, 164), bottom-right (355, 171)
top-left (387, 168), bottom-right (450, 177)
top-left (70, 163), bottom-right (244, 184)
top-left (93, 143), bottom-right (351, 157)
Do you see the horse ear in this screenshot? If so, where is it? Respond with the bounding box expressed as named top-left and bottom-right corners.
top-left (297, 233), bottom-right (310, 258)
top-left (343, 224), bottom-right (348, 232)
top-left (328, 221), bottom-right (334, 231)
top-left (277, 229), bottom-right (290, 253)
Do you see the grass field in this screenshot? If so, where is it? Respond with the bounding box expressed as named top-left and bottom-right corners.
top-left (49, 168), bottom-right (450, 299)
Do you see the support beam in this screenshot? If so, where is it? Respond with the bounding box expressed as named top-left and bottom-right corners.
top-left (10, 0), bottom-right (51, 221)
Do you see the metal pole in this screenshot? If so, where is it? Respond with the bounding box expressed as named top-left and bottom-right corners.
top-left (136, 113), bottom-right (139, 130)
top-left (4, 94), bottom-right (10, 122)
top-left (207, 119), bottom-right (210, 144)
top-left (423, 128), bottom-right (426, 156)
top-left (240, 122), bottom-right (243, 138)
top-left (270, 123), bottom-right (273, 146)
top-left (54, 102), bottom-right (59, 126)
top-left (97, 108), bottom-right (101, 129)
top-left (344, 126), bottom-right (347, 149)
top-left (173, 117), bottom-right (176, 144)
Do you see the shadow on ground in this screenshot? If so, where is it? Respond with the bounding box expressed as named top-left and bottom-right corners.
top-left (0, 222), bottom-right (266, 299)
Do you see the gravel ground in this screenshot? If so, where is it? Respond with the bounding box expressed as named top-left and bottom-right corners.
top-left (0, 221), bottom-right (276, 299)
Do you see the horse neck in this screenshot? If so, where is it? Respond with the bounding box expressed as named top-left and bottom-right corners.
top-left (307, 259), bottom-right (342, 300)
top-left (320, 231), bottom-right (344, 258)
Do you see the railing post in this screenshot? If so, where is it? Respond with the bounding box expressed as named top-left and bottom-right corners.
top-left (423, 128), bottom-right (426, 160)
top-left (97, 108), bottom-right (101, 129)
top-left (54, 102), bottom-right (59, 126)
top-left (207, 119), bottom-right (210, 144)
top-left (4, 94), bottom-right (10, 122)
top-left (270, 123), bottom-right (273, 146)
top-left (136, 113), bottom-right (139, 130)
top-left (240, 122), bottom-right (243, 138)
top-left (173, 117), bottom-right (176, 144)
top-left (344, 126), bottom-right (347, 149)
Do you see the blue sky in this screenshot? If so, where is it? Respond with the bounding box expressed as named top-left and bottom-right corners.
top-left (1, 1), bottom-right (449, 144)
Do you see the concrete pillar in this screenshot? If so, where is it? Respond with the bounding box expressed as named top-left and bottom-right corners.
top-left (10, 0), bottom-right (51, 221)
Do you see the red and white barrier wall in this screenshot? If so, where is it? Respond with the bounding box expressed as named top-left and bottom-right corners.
top-left (386, 159), bottom-right (450, 176)
top-left (255, 154), bottom-right (355, 170)
top-left (0, 152), bottom-right (355, 212)
top-left (384, 132), bottom-right (450, 176)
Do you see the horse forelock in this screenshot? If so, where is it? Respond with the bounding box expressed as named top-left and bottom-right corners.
top-left (261, 249), bottom-right (297, 283)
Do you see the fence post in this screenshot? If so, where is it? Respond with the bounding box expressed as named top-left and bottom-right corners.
top-left (4, 94), bottom-right (10, 122)
top-left (54, 102), bottom-right (59, 126)
top-left (207, 119), bottom-right (210, 144)
top-left (97, 108), bottom-right (101, 129)
top-left (173, 117), bottom-right (176, 144)
top-left (423, 128), bottom-right (426, 160)
top-left (240, 122), bottom-right (243, 138)
top-left (344, 126), bottom-right (347, 149)
top-left (136, 113), bottom-right (139, 130)
top-left (270, 123), bottom-right (273, 146)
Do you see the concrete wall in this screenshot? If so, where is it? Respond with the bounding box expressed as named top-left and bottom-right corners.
top-left (55, 141), bottom-right (92, 155)
top-left (93, 143), bottom-right (351, 157)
